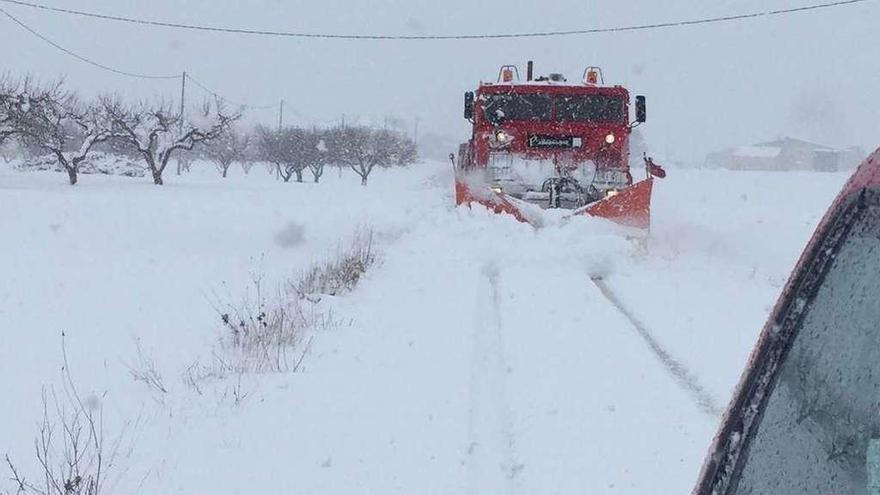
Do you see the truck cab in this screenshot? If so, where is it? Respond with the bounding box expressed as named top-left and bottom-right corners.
top-left (460, 64), bottom-right (646, 209)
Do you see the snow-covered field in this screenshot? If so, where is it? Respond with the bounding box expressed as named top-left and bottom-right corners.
top-left (0, 162), bottom-right (848, 493)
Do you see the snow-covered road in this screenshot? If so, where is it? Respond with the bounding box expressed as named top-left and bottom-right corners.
top-left (1, 162), bottom-right (848, 493)
top-left (309, 201), bottom-right (720, 493)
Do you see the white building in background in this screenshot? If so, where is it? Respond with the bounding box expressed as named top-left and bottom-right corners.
top-left (705, 137), bottom-right (865, 172)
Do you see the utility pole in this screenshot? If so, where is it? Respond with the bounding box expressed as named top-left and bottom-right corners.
top-left (177, 71), bottom-right (186, 175)
top-left (278, 99), bottom-right (284, 131)
top-left (414, 117), bottom-right (419, 148)
top-left (179, 72), bottom-right (187, 122)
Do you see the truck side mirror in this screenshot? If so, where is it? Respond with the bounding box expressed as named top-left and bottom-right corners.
top-left (635, 95), bottom-right (646, 123)
top-left (464, 92), bottom-right (474, 120)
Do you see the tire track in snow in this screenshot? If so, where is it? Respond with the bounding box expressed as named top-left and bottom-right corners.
top-left (466, 261), bottom-right (523, 494)
top-left (590, 276), bottom-right (723, 418)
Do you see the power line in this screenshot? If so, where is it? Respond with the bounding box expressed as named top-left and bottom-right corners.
top-left (0, 7), bottom-right (281, 113)
top-left (0, 6), bottom-right (179, 79)
top-left (0, 0), bottom-right (871, 40)
top-left (186, 74), bottom-right (277, 110)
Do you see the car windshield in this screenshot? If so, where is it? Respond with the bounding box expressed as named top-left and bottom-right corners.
top-left (729, 198), bottom-right (880, 495)
top-left (555, 95), bottom-right (626, 123)
top-left (482, 93), bottom-right (552, 123)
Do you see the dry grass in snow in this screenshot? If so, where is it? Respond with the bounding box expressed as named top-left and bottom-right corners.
top-left (192, 230), bottom-right (379, 385)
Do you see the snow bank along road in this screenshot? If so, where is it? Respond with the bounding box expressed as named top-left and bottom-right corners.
top-left (0, 163), bottom-right (848, 493)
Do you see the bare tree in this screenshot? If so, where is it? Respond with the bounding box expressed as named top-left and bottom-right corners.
top-left (0, 75), bottom-right (43, 147)
top-left (327, 126), bottom-right (395, 186)
top-left (240, 137), bottom-right (259, 175)
top-left (203, 125), bottom-right (249, 178)
top-left (1, 76), bottom-right (67, 148)
top-left (13, 86), bottom-right (122, 185)
top-left (175, 148), bottom-right (197, 176)
top-left (0, 140), bottom-right (17, 164)
top-left (255, 125), bottom-right (292, 182)
top-left (254, 126), bottom-right (310, 183)
top-left (390, 132), bottom-right (418, 167)
top-left (0, 77), bottom-right (20, 145)
top-left (107, 99), bottom-right (238, 185)
top-left (307, 130), bottom-right (329, 183)
top-left (0, 78), bottom-right (23, 161)
top-left (284, 127), bottom-right (312, 183)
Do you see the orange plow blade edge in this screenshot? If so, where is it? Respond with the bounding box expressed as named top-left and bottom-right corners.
top-left (455, 178), bottom-right (654, 230)
top-left (454, 180), bottom-right (533, 224)
top-left (573, 178), bottom-right (654, 229)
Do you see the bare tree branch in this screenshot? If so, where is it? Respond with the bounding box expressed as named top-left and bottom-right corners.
top-left (10, 84), bottom-right (125, 185)
top-left (326, 126), bottom-right (396, 186)
top-left (105, 98), bottom-right (240, 185)
top-left (203, 125), bottom-right (249, 178)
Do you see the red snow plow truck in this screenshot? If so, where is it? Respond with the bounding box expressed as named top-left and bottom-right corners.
top-left (454, 62), bottom-right (665, 229)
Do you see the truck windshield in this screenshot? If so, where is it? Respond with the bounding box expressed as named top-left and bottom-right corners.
top-left (556, 95), bottom-right (626, 123)
top-left (482, 94), bottom-right (552, 123)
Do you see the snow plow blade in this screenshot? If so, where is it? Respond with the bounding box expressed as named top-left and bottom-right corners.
top-left (455, 180), bottom-right (534, 224)
top-left (455, 178), bottom-right (654, 230)
top-left (573, 178), bottom-right (654, 230)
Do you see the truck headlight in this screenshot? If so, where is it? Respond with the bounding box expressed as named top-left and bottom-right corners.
top-left (605, 189), bottom-right (619, 198)
top-left (495, 130), bottom-right (511, 144)
top-left (605, 133), bottom-right (616, 144)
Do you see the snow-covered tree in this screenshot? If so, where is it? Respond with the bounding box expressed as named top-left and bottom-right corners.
top-left (13, 85), bottom-right (123, 185)
top-left (0, 79), bottom-right (18, 145)
top-left (0, 140), bottom-right (17, 163)
top-left (254, 126), bottom-right (313, 183)
top-left (282, 127), bottom-right (312, 183)
top-left (255, 125), bottom-right (292, 182)
top-left (1, 77), bottom-right (59, 149)
top-left (326, 126), bottom-right (396, 186)
top-left (240, 148), bottom-right (257, 175)
top-left (107, 99), bottom-right (238, 185)
top-left (175, 148), bottom-right (197, 175)
top-left (203, 125), bottom-right (249, 178)
top-left (255, 125), bottom-right (410, 185)
top-left (239, 134), bottom-right (260, 175)
top-left (308, 133), bottom-right (329, 183)
top-left (389, 132), bottom-right (417, 167)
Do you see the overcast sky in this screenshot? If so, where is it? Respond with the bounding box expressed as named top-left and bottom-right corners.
top-left (2, 0), bottom-right (877, 163)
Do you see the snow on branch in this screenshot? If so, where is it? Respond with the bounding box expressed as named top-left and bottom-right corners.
top-left (7, 79), bottom-right (124, 185)
top-left (106, 98), bottom-right (240, 185)
top-left (202, 124), bottom-right (250, 178)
